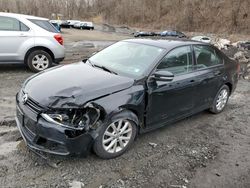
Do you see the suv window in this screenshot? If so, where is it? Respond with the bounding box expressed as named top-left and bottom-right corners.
top-left (157, 46), bottom-right (193, 75)
top-left (29, 19), bottom-right (59, 33)
top-left (194, 45), bottom-right (223, 69)
top-left (20, 22), bottom-right (30, 31)
top-left (0, 16), bottom-right (30, 31)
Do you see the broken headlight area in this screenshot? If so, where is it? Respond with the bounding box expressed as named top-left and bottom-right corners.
top-left (41, 103), bottom-right (102, 131)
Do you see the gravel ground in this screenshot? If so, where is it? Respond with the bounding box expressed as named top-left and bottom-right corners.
top-left (0, 29), bottom-right (250, 188)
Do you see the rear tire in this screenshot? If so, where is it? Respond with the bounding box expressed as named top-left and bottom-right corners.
top-left (93, 117), bottom-right (137, 159)
top-left (209, 85), bottom-right (230, 114)
top-left (26, 50), bottom-right (52, 72)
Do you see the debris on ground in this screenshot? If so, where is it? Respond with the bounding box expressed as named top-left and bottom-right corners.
top-left (215, 173), bottom-right (221, 177)
top-left (149, 142), bottom-right (158, 148)
top-left (233, 51), bottom-right (250, 80)
top-left (234, 51), bottom-right (249, 63)
top-left (117, 179), bottom-right (125, 187)
top-left (183, 178), bottom-right (189, 183)
top-left (212, 38), bottom-right (231, 50)
top-left (170, 185), bottom-right (187, 188)
top-left (69, 180), bottom-right (85, 188)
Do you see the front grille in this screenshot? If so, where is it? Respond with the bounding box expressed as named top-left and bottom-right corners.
top-left (26, 97), bottom-right (44, 113)
top-left (24, 117), bottom-right (36, 135)
top-left (21, 91), bottom-right (44, 114)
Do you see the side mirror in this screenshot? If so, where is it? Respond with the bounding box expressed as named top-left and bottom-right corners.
top-left (82, 58), bottom-right (88, 63)
top-left (151, 70), bottom-right (174, 82)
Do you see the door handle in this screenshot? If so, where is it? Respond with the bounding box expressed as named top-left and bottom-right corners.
top-left (19, 33), bottom-right (28, 37)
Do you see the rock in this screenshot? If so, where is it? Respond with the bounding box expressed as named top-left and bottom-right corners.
top-left (170, 185), bottom-right (187, 188)
top-left (232, 50), bottom-right (250, 80)
top-left (117, 179), bottom-right (125, 187)
top-left (215, 173), bottom-right (221, 177)
top-left (47, 161), bottom-right (59, 169)
top-left (243, 75), bottom-right (250, 80)
top-left (0, 165), bottom-right (8, 177)
top-left (232, 41), bottom-right (246, 49)
top-left (191, 150), bottom-right (198, 154)
top-left (213, 38), bottom-right (231, 50)
top-left (201, 163), bottom-right (207, 167)
top-left (61, 172), bottom-right (68, 177)
top-left (234, 51), bottom-right (249, 64)
top-left (183, 178), bottom-right (189, 183)
top-left (149, 142), bottom-right (158, 148)
top-left (69, 180), bottom-right (85, 188)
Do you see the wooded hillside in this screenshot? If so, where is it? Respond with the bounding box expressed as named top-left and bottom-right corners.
top-left (0, 0), bottom-right (249, 34)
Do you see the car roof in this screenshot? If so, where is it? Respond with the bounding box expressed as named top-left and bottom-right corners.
top-left (0, 12), bottom-right (48, 20)
top-left (123, 39), bottom-right (206, 50)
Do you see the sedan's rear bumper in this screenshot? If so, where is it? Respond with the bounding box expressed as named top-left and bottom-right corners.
top-left (16, 101), bottom-right (94, 157)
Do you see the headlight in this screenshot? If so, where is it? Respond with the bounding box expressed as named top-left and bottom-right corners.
top-left (41, 103), bottom-right (101, 130)
top-left (41, 113), bottom-right (70, 126)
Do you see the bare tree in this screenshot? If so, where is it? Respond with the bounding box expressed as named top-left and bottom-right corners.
top-left (0, 0), bottom-right (249, 34)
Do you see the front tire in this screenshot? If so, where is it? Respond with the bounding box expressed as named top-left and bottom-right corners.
top-left (93, 118), bottom-right (137, 159)
top-left (27, 50), bottom-right (52, 72)
top-left (209, 85), bottom-right (230, 114)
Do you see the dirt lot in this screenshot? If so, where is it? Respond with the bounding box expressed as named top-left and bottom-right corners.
top-left (0, 29), bottom-right (250, 188)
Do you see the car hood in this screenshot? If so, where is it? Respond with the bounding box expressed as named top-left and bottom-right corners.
top-left (23, 63), bottom-right (134, 109)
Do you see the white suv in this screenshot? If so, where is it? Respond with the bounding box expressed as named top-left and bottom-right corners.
top-left (0, 12), bottom-right (65, 72)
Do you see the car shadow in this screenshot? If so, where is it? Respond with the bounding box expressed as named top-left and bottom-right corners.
top-left (0, 64), bottom-right (29, 73)
top-left (0, 63), bottom-right (61, 73)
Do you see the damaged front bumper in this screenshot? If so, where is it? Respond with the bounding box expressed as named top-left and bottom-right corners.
top-left (16, 96), bottom-right (94, 157)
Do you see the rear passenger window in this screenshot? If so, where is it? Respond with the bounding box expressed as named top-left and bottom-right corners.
top-left (0, 16), bottom-right (30, 31)
top-left (29, 19), bottom-right (59, 33)
top-left (157, 46), bottom-right (193, 75)
top-left (194, 45), bottom-right (223, 69)
top-left (20, 22), bottom-right (30, 31)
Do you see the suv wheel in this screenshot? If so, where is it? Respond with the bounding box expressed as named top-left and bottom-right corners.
top-left (27, 50), bottom-right (52, 72)
top-left (210, 85), bottom-right (230, 114)
top-left (93, 118), bottom-right (137, 159)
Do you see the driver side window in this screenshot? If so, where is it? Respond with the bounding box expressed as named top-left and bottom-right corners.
top-left (157, 46), bottom-right (193, 75)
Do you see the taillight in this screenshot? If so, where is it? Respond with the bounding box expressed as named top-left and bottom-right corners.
top-left (54, 34), bottom-right (63, 45)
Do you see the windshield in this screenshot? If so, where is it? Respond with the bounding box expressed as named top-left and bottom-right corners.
top-left (89, 41), bottom-right (164, 78)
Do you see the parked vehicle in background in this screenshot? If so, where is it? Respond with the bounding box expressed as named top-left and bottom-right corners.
top-left (74, 22), bottom-right (94, 30)
top-left (134, 31), bottom-right (156, 37)
top-left (160, 30), bottom-right (187, 38)
top-left (67, 20), bottom-right (81, 28)
top-left (16, 39), bottom-right (239, 159)
top-left (49, 19), bottom-right (63, 25)
top-left (50, 21), bottom-right (61, 32)
top-left (192, 36), bottom-right (211, 43)
top-left (240, 41), bottom-right (250, 50)
top-left (0, 12), bottom-right (65, 72)
top-left (60, 20), bottom-right (70, 28)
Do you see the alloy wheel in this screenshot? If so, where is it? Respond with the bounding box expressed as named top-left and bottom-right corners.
top-left (102, 119), bottom-right (133, 153)
top-left (216, 89), bottom-right (228, 111)
top-left (32, 54), bottom-right (49, 71)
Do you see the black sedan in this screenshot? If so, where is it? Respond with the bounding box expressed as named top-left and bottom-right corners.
top-left (160, 30), bottom-right (187, 38)
top-left (134, 31), bottom-right (156, 37)
top-left (16, 39), bottom-right (239, 159)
